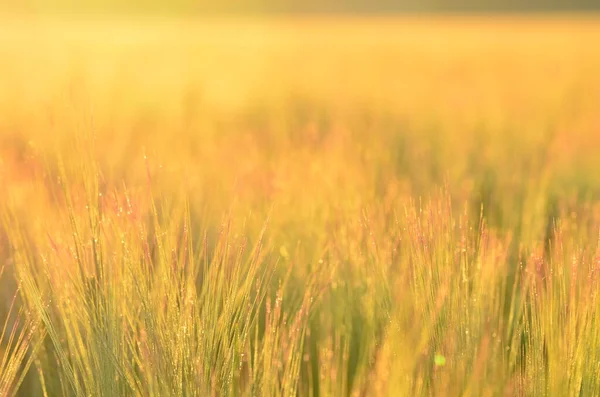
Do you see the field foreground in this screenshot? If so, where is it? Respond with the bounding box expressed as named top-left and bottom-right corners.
top-left (1, 16), bottom-right (600, 396)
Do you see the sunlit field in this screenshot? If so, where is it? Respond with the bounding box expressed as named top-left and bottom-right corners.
top-left (1, 16), bottom-right (600, 396)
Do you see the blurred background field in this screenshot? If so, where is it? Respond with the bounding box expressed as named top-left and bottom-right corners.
top-left (1, 15), bottom-right (600, 396)
top-left (2, 17), bottom-right (600, 235)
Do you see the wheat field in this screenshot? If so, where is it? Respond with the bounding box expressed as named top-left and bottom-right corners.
top-left (1, 16), bottom-right (600, 396)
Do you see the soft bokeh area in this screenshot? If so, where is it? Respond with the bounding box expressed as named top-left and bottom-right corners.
top-left (1, 10), bottom-right (599, 397)
top-left (4, 0), bottom-right (600, 13)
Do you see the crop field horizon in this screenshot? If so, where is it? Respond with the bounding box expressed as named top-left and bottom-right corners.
top-left (1, 15), bottom-right (600, 396)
